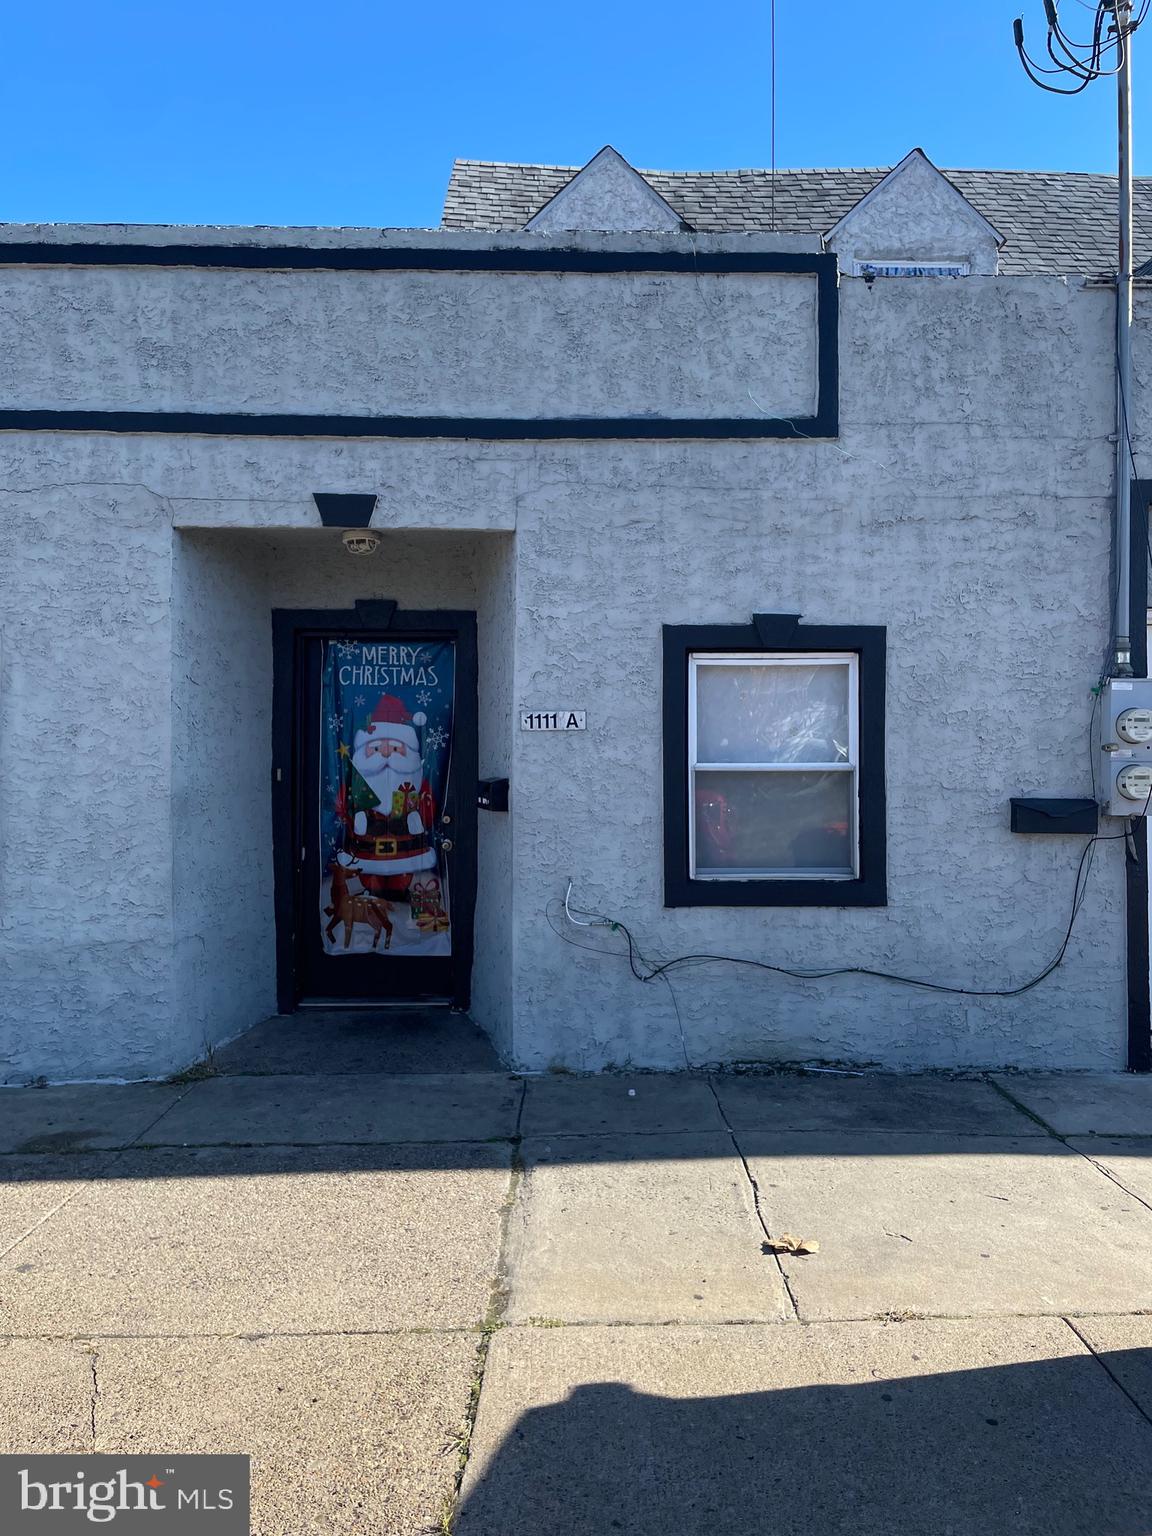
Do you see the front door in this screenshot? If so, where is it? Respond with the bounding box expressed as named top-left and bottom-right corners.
top-left (273, 607), bottom-right (478, 1010)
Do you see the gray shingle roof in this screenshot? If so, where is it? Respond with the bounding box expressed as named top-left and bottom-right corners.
top-left (443, 158), bottom-right (1152, 276)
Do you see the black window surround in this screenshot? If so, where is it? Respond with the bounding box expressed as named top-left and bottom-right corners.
top-left (663, 613), bottom-right (887, 907)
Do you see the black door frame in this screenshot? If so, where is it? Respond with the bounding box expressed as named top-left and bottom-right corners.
top-left (271, 599), bottom-right (479, 1013)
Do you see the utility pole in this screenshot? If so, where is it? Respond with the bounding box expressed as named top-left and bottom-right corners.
top-left (1016, 0), bottom-right (1143, 676)
top-left (1116, 0), bottom-right (1135, 674)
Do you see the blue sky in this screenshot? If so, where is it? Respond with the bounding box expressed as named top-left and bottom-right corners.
top-left (0, 1), bottom-right (1141, 228)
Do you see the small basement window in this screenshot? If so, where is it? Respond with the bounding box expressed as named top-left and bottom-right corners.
top-left (663, 618), bottom-right (887, 907)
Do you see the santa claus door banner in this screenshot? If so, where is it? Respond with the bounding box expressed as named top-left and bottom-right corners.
top-left (318, 639), bottom-right (455, 956)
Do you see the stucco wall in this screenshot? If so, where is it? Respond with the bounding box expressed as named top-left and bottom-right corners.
top-left (0, 262), bottom-right (818, 423)
top-left (503, 274), bottom-right (1122, 1070)
top-left (168, 527), bottom-right (516, 1074)
top-left (171, 531), bottom-right (272, 1069)
top-left (0, 474), bottom-right (176, 1081)
top-left (0, 228), bottom-right (1134, 1076)
top-left (525, 149), bottom-right (685, 233)
top-left (828, 153), bottom-right (1001, 276)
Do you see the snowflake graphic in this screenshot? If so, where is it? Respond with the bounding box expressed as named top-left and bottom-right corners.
top-left (416, 689), bottom-right (432, 707)
top-left (334, 642), bottom-right (360, 660)
top-left (354, 694), bottom-right (367, 707)
top-left (327, 715), bottom-right (341, 731)
top-left (425, 725), bottom-right (448, 751)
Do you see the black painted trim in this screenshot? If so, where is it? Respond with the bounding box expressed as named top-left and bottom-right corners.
top-left (662, 616), bottom-right (887, 908)
top-left (1127, 480), bottom-right (1151, 1071)
top-left (0, 409), bottom-right (830, 441)
top-left (271, 603), bottom-right (479, 1013)
top-left (313, 493), bottom-right (377, 527)
top-left (0, 243), bottom-right (833, 276)
top-left (0, 247), bottom-right (838, 442)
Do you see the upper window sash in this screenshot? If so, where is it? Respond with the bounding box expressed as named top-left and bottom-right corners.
top-left (688, 653), bottom-right (860, 771)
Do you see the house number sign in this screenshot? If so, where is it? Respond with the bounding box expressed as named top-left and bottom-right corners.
top-left (520, 710), bottom-right (587, 731)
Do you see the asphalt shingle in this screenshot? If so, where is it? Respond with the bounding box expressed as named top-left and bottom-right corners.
top-left (442, 158), bottom-right (1150, 276)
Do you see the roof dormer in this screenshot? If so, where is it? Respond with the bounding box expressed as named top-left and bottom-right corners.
top-left (825, 149), bottom-right (1004, 276)
top-left (524, 146), bottom-right (690, 233)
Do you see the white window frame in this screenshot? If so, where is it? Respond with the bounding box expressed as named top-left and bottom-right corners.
top-left (687, 651), bottom-right (860, 881)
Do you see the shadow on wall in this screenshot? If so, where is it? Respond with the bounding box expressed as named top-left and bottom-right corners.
top-left (456, 1350), bottom-right (1152, 1535)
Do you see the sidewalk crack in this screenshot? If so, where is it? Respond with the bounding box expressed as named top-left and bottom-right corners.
top-left (1063, 1317), bottom-right (1152, 1434)
top-left (707, 1079), bottom-right (800, 1319)
top-left (124, 1081), bottom-right (201, 1149)
top-left (88, 1347), bottom-right (99, 1449)
top-left (0, 1186), bottom-right (91, 1263)
top-left (0, 1083), bottom-right (202, 1264)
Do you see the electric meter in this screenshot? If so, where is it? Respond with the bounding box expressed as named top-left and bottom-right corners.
top-left (1117, 763), bottom-right (1152, 802)
top-left (1097, 680), bottom-right (1152, 814)
top-left (1117, 707), bottom-right (1152, 744)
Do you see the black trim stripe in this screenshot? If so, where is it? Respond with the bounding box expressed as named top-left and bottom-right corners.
top-left (1127, 479), bottom-right (1151, 1072)
top-left (0, 243), bottom-right (833, 276)
top-left (0, 245), bottom-right (839, 443)
top-left (0, 409), bottom-right (828, 442)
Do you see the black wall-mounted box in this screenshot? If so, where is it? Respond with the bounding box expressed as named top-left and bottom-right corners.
top-left (478, 778), bottom-right (510, 812)
top-left (1010, 797), bottom-right (1099, 835)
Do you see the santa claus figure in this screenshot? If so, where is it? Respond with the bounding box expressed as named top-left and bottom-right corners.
top-left (344, 694), bottom-right (437, 883)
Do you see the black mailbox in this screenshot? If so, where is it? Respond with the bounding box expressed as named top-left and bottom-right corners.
top-left (1010, 797), bottom-right (1099, 835)
top-left (478, 778), bottom-right (510, 812)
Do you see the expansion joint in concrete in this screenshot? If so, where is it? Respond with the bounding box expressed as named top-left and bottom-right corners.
top-left (705, 1077), bottom-right (801, 1320)
top-left (982, 1075), bottom-right (1061, 1135)
top-left (986, 1075), bottom-right (1152, 1218)
top-left (1063, 1316), bottom-right (1152, 1434)
top-left (441, 1077), bottom-right (527, 1533)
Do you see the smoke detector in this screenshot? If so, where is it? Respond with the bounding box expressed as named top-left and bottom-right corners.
top-left (341, 528), bottom-right (381, 556)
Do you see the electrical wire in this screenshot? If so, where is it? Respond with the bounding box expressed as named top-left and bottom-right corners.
top-left (770, 0), bottom-right (777, 234)
top-left (1014, 0), bottom-right (1141, 94)
top-left (559, 833), bottom-right (1129, 1003)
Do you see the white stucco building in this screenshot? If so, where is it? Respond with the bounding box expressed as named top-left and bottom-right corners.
top-left (2, 145), bottom-right (1151, 1082)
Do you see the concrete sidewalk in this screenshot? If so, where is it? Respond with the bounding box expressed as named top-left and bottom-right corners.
top-left (2, 1026), bottom-right (1152, 1533)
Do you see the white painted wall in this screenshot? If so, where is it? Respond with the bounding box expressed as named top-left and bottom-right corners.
top-left (0, 476), bottom-right (176, 1081)
top-left (827, 151), bottom-right (1001, 277)
top-left (0, 261), bottom-right (818, 423)
top-left (0, 227), bottom-right (1133, 1077)
top-left (525, 147), bottom-right (685, 232)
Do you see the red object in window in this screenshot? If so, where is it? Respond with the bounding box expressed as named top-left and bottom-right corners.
top-left (695, 783), bottom-right (734, 857)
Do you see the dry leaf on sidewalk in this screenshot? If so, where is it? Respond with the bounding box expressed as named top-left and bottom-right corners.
top-left (765, 1233), bottom-right (820, 1256)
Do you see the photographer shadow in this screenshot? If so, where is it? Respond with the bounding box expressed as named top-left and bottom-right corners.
top-left (457, 1344), bottom-right (1152, 1536)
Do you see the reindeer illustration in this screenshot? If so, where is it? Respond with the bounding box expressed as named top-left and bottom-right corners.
top-left (325, 858), bottom-right (394, 951)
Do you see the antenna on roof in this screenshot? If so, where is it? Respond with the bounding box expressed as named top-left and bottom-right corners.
top-left (770, 0), bottom-right (777, 231)
top-left (1015, 1), bottom-right (1145, 676)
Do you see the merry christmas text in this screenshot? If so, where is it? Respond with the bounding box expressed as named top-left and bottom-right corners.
top-left (338, 645), bottom-right (439, 688)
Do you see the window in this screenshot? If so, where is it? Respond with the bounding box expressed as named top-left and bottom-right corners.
top-left (663, 618), bottom-right (886, 907)
top-left (690, 653), bottom-right (858, 881)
